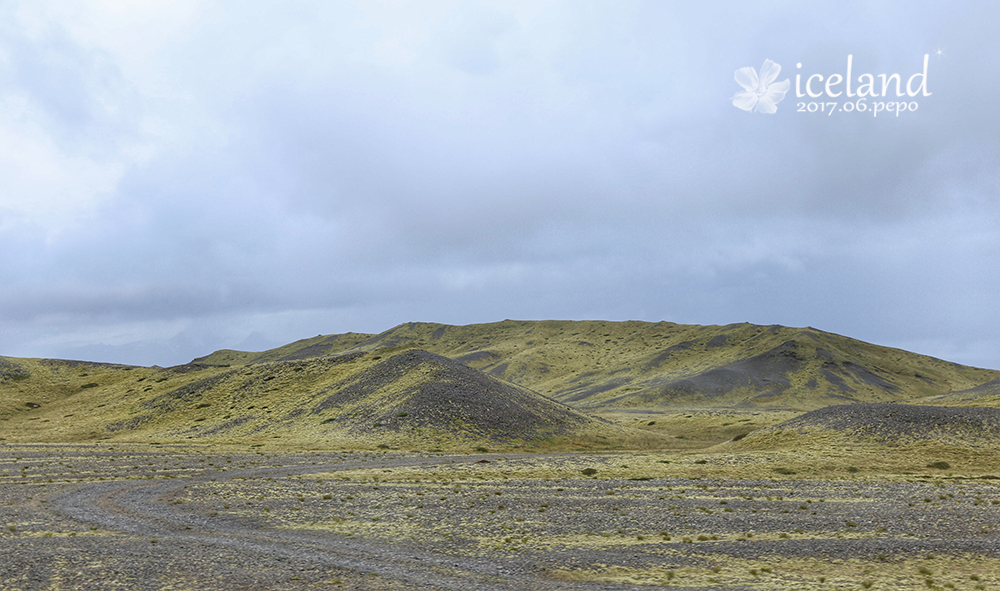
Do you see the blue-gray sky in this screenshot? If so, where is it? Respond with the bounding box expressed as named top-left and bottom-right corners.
top-left (1, 1), bottom-right (997, 369)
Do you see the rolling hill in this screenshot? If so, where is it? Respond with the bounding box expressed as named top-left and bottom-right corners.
top-left (3, 320), bottom-right (998, 447)
top-left (720, 401), bottom-right (1000, 477)
top-left (915, 378), bottom-right (1000, 408)
top-left (0, 348), bottom-right (635, 449)
top-left (196, 320), bottom-right (1000, 410)
top-left (743, 402), bottom-right (1000, 446)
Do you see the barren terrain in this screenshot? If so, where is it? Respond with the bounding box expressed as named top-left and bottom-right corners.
top-left (3, 444), bottom-right (1000, 590)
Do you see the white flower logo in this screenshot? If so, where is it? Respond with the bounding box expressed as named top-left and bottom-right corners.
top-left (732, 59), bottom-right (791, 114)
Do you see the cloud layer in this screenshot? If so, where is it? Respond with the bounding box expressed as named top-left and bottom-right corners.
top-left (1, 1), bottom-right (997, 369)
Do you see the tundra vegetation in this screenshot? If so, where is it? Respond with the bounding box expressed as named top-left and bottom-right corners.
top-left (2, 320), bottom-right (1000, 589)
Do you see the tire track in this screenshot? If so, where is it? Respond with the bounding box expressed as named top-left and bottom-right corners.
top-left (47, 456), bottom-right (620, 591)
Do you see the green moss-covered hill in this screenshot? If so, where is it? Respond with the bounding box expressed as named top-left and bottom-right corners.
top-left (196, 320), bottom-right (999, 410)
top-left (0, 349), bottom-right (637, 449)
top-left (3, 320), bottom-right (997, 447)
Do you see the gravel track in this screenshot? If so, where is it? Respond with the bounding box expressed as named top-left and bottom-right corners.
top-left (3, 446), bottom-right (1000, 590)
top-left (46, 466), bottom-right (576, 590)
top-left (3, 450), bottom-right (644, 590)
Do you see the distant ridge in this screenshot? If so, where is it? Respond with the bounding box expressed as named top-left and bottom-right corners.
top-left (196, 320), bottom-right (1000, 410)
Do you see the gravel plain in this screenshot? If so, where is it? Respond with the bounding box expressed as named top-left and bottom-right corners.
top-left (2, 444), bottom-right (1000, 590)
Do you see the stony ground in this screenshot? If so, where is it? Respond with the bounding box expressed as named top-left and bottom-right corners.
top-left (2, 444), bottom-right (1000, 590)
top-left (767, 403), bottom-right (1000, 443)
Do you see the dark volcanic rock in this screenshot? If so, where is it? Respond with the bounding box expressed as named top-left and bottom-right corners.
top-left (0, 357), bottom-right (30, 382)
top-left (621, 340), bottom-right (805, 405)
top-left (771, 402), bottom-right (1000, 443)
top-left (941, 378), bottom-right (1000, 401)
top-left (314, 350), bottom-right (598, 441)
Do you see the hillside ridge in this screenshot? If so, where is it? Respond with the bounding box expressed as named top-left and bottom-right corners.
top-left (4, 320), bottom-right (999, 447)
top-left (0, 348), bottom-right (635, 448)
top-left (194, 320), bottom-right (1000, 410)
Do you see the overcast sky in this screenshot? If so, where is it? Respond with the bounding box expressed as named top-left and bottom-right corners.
top-left (1, 1), bottom-right (997, 370)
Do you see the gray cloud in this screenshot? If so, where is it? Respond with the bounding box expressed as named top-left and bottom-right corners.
top-left (0, 1), bottom-right (997, 370)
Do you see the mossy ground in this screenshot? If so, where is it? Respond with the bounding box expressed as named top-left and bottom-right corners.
top-left (4, 440), bottom-right (1000, 590)
top-left (192, 451), bottom-right (1000, 590)
top-left (551, 554), bottom-right (1000, 590)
